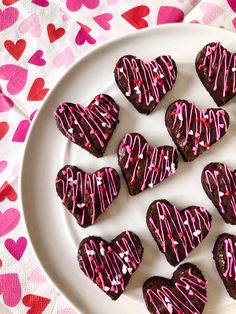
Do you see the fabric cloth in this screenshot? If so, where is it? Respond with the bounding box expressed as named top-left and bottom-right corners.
top-left (0, 0), bottom-right (235, 313)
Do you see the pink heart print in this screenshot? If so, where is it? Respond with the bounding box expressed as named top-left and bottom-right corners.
top-left (93, 13), bottom-right (113, 30)
top-left (0, 273), bottom-right (21, 307)
top-left (5, 237), bottom-right (27, 261)
top-left (157, 6), bottom-right (184, 24)
top-left (0, 161), bottom-right (7, 173)
top-left (0, 208), bottom-right (20, 237)
top-left (18, 13), bottom-right (41, 38)
top-left (75, 27), bottom-right (96, 45)
top-left (28, 267), bottom-right (46, 283)
top-left (53, 47), bottom-right (75, 68)
top-left (28, 50), bottom-right (46, 66)
top-left (0, 65), bottom-right (28, 95)
top-left (0, 86), bottom-right (14, 112)
top-left (200, 2), bottom-right (224, 24)
top-left (0, 7), bottom-right (19, 32)
top-left (12, 120), bottom-right (31, 142)
top-left (66, 0), bottom-right (100, 11)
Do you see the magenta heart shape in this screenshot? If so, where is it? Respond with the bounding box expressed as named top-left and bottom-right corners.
top-left (31, 0), bottom-right (49, 7)
top-left (0, 65), bottom-right (28, 95)
top-left (66, 0), bottom-right (100, 11)
top-left (0, 7), bottom-right (19, 32)
top-left (75, 27), bottom-right (96, 46)
top-left (5, 237), bottom-right (27, 261)
top-left (227, 0), bottom-right (236, 12)
top-left (28, 50), bottom-right (46, 66)
top-left (0, 208), bottom-right (20, 237)
top-left (0, 273), bottom-right (21, 307)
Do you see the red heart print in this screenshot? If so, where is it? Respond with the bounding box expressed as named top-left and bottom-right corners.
top-left (47, 23), bottom-right (65, 43)
top-left (2, 0), bottom-right (19, 5)
top-left (0, 181), bottom-right (17, 202)
top-left (27, 78), bottom-right (49, 101)
top-left (66, 0), bottom-right (100, 11)
top-left (0, 122), bottom-right (9, 140)
top-left (75, 27), bottom-right (96, 45)
top-left (121, 5), bottom-right (150, 29)
top-left (4, 39), bottom-right (26, 61)
top-left (28, 50), bottom-right (46, 66)
top-left (157, 6), bottom-right (184, 24)
top-left (5, 237), bottom-right (27, 261)
top-left (23, 294), bottom-right (51, 314)
top-left (93, 13), bottom-right (113, 30)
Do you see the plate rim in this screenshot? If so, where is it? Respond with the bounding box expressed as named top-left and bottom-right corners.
top-left (19, 23), bottom-right (236, 314)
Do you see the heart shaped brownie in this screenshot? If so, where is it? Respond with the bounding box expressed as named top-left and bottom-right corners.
top-left (202, 162), bottom-right (236, 225)
top-left (78, 231), bottom-right (143, 300)
top-left (165, 99), bottom-right (230, 161)
top-left (114, 55), bottom-right (177, 115)
top-left (117, 133), bottom-right (178, 195)
top-left (213, 233), bottom-right (236, 300)
top-left (147, 200), bottom-right (212, 266)
top-left (54, 94), bottom-right (119, 158)
top-left (196, 42), bottom-right (236, 107)
top-left (55, 165), bottom-right (120, 228)
top-left (143, 263), bottom-right (208, 314)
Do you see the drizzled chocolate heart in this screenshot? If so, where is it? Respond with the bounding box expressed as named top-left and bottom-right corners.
top-left (117, 133), bottom-right (178, 196)
top-left (196, 42), bottom-right (236, 107)
top-left (147, 200), bottom-right (212, 266)
top-left (143, 263), bottom-right (208, 314)
top-left (54, 94), bottom-right (119, 158)
top-left (78, 231), bottom-right (143, 300)
top-left (114, 55), bottom-right (177, 115)
top-left (165, 99), bottom-right (230, 161)
top-left (55, 165), bottom-right (120, 228)
top-left (213, 233), bottom-right (236, 300)
top-left (202, 162), bottom-right (236, 225)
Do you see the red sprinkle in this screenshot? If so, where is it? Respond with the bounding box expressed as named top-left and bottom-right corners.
top-left (225, 85), bottom-right (230, 92)
top-left (104, 133), bottom-right (110, 139)
top-left (69, 107), bottom-right (75, 113)
top-left (178, 310), bottom-right (183, 314)
top-left (168, 233), bottom-right (173, 239)
top-left (138, 79), bottom-right (143, 85)
top-left (70, 121), bottom-right (75, 127)
top-left (147, 150), bottom-right (152, 156)
top-left (100, 187), bottom-right (105, 193)
top-left (116, 64), bottom-right (120, 69)
top-left (85, 142), bottom-right (91, 148)
top-left (95, 267), bottom-right (100, 273)
top-left (160, 153), bottom-right (164, 159)
top-left (131, 66), bottom-right (136, 72)
top-left (129, 157), bottom-right (135, 163)
top-left (210, 69), bottom-right (214, 76)
top-left (121, 143), bottom-right (125, 148)
top-left (179, 231), bottom-right (184, 238)
top-left (198, 64), bottom-right (204, 70)
top-left (100, 171), bottom-right (106, 177)
top-left (149, 297), bottom-right (154, 303)
top-left (85, 189), bottom-right (90, 195)
top-left (225, 191), bottom-right (231, 196)
top-left (195, 139), bottom-right (200, 145)
top-left (154, 167), bottom-right (160, 173)
top-left (171, 111), bottom-right (177, 116)
top-left (96, 277), bottom-right (101, 284)
top-left (100, 264), bottom-right (105, 270)
top-left (133, 79), bottom-right (138, 84)
top-left (130, 179), bottom-right (138, 185)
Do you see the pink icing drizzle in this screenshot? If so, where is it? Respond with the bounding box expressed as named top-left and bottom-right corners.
top-left (116, 56), bottom-right (177, 106)
top-left (149, 201), bottom-right (211, 264)
top-left (79, 231), bottom-right (142, 295)
top-left (204, 164), bottom-right (236, 217)
top-left (147, 268), bottom-right (208, 314)
top-left (171, 101), bottom-right (229, 156)
top-left (54, 94), bottom-right (119, 148)
top-left (201, 42), bottom-right (236, 97)
top-left (55, 166), bottom-right (119, 226)
top-left (223, 238), bottom-right (236, 281)
top-left (118, 133), bottom-right (177, 192)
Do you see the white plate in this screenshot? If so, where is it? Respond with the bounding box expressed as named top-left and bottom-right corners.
top-left (20, 24), bottom-right (236, 314)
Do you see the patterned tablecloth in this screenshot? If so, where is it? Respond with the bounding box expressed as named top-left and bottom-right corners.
top-left (0, 0), bottom-right (235, 313)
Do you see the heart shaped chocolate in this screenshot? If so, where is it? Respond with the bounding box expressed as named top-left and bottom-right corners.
top-left (196, 42), bottom-right (236, 107)
top-left (78, 231), bottom-right (143, 300)
top-left (213, 233), bottom-right (236, 300)
top-left (114, 55), bottom-right (177, 115)
top-left (54, 94), bottom-right (119, 158)
top-left (202, 162), bottom-right (236, 225)
top-left (147, 200), bottom-right (212, 266)
top-left (117, 133), bottom-right (178, 195)
top-left (143, 263), bottom-right (208, 314)
top-left (55, 165), bottom-right (120, 227)
top-left (165, 99), bottom-right (230, 161)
